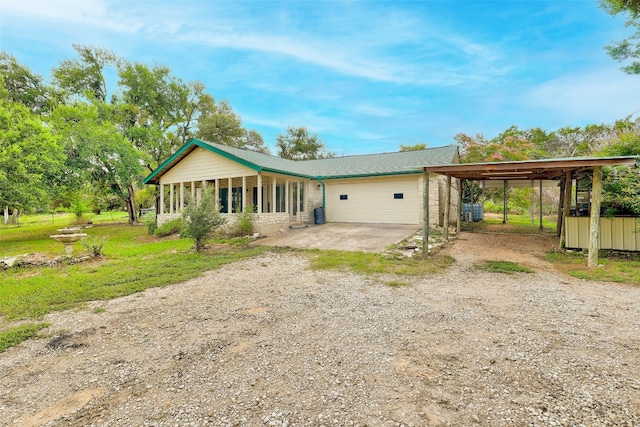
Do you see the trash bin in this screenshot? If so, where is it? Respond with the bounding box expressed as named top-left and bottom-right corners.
top-left (313, 207), bottom-right (325, 225)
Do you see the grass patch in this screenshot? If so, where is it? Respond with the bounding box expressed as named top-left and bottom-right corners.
top-left (0, 221), bottom-right (267, 320)
top-left (308, 250), bottom-right (454, 276)
top-left (385, 280), bottom-right (412, 288)
top-left (464, 213), bottom-right (557, 235)
top-left (544, 250), bottom-right (640, 285)
top-left (474, 260), bottom-right (534, 274)
top-left (0, 322), bottom-right (50, 353)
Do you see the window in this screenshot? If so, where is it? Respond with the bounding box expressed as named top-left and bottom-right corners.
top-left (394, 193), bottom-right (404, 199)
top-left (340, 194), bottom-right (348, 200)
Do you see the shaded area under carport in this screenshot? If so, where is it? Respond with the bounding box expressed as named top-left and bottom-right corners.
top-left (252, 223), bottom-right (420, 252)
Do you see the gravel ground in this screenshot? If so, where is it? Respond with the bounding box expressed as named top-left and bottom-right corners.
top-left (1, 232), bottom-right (639, 427)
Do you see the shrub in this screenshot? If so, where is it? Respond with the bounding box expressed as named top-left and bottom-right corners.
top-left (82, 235), bottom-right (108, 257)
top-left (182, 189), bottom-right (226, 252)
top-left (146, 220), bottom-right (157, 235)
top-left (154, 218), bottom-right (184, 237)
top-left (228, 204), bottom-right (255, 237)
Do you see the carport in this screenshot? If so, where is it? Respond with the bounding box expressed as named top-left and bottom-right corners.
top-left (422, 156), bottom-right (638, 267)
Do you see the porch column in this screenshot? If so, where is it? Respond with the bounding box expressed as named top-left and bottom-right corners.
top-left (227, 177), bottom-right (232, 213)
top-left (191, 181), bottom-right (195, 202)
top-left (443, 176), bottom-right (451, 241)
top-left (588, 166), bottom-right (603, 268)
top-left (215, 179), bottom-right (220, 211)
top-left (257, 173), bottom-right (263, 214)
top-left (242, 176), bottom-right (247, 212)
top-left (296, 181), bottom-right (301, 221)
top-left (272, 176), bottom-right (277, 213)
top-left (285, 180), bottom-right (290, 214)
top-left (304, 180), bottom-right (309, 219)
top-left (159, 184), bottom-right (165, 215)
top-left (422, 170), bottom-right (430, 256)
top-left (169, 184), bottom-right (174, 214)
top-left (179, 182), bottom-right (185, 213)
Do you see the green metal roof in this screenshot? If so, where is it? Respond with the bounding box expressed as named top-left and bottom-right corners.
top-left (144, 138), bottom-right (459, 184)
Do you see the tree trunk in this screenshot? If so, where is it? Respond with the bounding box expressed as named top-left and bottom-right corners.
top-left (127, 184), bottom-right (138, 224)
top-left (4, 205), bottom-right (8, 225)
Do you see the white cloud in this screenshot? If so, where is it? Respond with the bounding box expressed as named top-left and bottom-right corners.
top-left (523, 67), bottom-right (640, 125)
top-left (1, 0), bottom-right (143, 34)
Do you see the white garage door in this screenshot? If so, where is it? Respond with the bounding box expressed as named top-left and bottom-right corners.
top-left (325, 177), bottom-right (420, 224)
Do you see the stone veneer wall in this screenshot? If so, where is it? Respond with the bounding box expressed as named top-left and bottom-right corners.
top-left (156, 212), bottom-right (293, 236)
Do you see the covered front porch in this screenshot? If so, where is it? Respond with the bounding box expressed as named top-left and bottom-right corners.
top-left (157, 173), bottom-right (312, 235)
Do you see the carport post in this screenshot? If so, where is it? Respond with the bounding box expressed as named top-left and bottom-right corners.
top-left (539, 180), bottom-right (543, 230)
top-left (443, 175), bottom-right (451, 241)
top-left (456, 178), bottom-right (462, 233)
top-left (559, 172), bottom-right (572, 248)
top-left (588, 166), bottom-right (602, 268)
top-left (502, 180), bottom-right (508, 224)
top-left (422, 169), bottom-right (429, 256)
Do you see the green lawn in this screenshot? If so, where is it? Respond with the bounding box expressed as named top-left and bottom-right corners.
top-left (1, 215), bottom-right (268, 352)
top-left (544, 250), bottom-right (640, 284)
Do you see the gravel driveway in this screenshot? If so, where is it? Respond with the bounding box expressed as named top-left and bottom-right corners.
top-left (1, 233), bottom-right (639, 427)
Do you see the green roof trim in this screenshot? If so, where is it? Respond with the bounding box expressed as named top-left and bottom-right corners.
top-left (144, 138), bottom-right (459, 184)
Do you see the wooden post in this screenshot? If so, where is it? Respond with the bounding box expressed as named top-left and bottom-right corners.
top-left (539, 180), bottom-right (543, 230)
top-left (559, 172), bottom-right (572, 248)
top-left (588, 167), bottom-right (603, 268)
top-left (456, 178), bottom-right (462, 233)
top-left (422, 170), bottom-right (430, 256)
top-left (443, 176), bottom-right (451, 241)
top-left (502, 180), bottom-right (507, 224)
top-left (159, 184), bottom-right (164, 215)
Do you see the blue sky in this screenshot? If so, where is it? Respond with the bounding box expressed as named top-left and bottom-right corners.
top-left (1, 0), bottom-right (639, 155)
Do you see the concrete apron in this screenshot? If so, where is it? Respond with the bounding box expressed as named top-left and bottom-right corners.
top-left (252, 223), bottom-right (421, 253)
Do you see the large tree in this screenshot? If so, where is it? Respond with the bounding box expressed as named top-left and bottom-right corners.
top-left (0, 84), bottom-right (64, 221)
top-left (196, 100), bottom-right (269, 153)
top-left (52, 44), bottom-right (118, 102)
top-left (51, 102), bottom-right (144, 223)
top-left (276, 126), bottom-right (334, 160)
top-left (0, 52), bottom-right (59, 115)
top-left (601, 0), bottom-right (640, 74)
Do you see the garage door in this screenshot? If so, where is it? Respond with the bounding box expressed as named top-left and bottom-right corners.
top-left (325, 177), bottom-right (420, 224)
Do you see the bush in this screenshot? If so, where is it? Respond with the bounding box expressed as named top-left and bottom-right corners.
top-left (82, 236), bottom-right (108, 257)
top-left (228, 204), bottom-right (255, 237)
top-left (146, 220), bottom-right (157, 235)
top-left (154, 218), bottom-right (184, 237)
top-left (182, 189), bottom-right (226, 252)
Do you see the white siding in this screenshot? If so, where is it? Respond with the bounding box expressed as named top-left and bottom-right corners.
top-left (325, 176), bottom-right (420, 224)
top-left (160, 148), bottom-right (255, 184)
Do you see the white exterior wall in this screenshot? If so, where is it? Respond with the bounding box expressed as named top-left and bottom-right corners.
top-left (160, 148), bottom-right (255, 185)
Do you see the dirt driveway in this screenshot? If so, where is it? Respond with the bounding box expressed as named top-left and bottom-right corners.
top-left (254, 223), bottom-right (420, 252)
top-left (1, 233), bottom-right (639, 426)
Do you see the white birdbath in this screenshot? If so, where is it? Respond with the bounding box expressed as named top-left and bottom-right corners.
top-left (50, 228), bottom-right (88, 255)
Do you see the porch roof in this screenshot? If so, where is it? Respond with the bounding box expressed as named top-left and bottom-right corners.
top-left (144, 138), bottom-right (459, 184)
